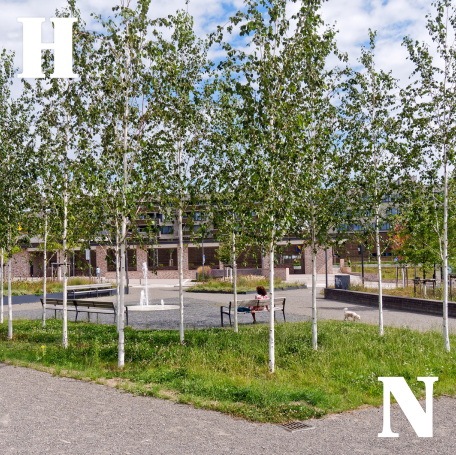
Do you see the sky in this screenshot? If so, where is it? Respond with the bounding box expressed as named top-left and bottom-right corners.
top-left (0, 0), bottom-right (435, 88)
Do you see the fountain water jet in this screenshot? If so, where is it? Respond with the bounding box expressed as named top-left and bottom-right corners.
top-left (128, 262), bottom-right (179, 313)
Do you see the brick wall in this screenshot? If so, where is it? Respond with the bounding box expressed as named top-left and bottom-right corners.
top-left (10, 249), bottom-right (31, 277)
top-left (324, 288), bottom-right (456, 317)
top-left (96, 246), bottom-right (108, 277)
top-left (261, 267), bottom-right (289, 281)
top-left (103, 244), bottom-right (193, 280)
top-left (303, 246), bottom-right (333, 274)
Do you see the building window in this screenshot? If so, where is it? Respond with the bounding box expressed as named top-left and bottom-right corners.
top-left (194, 212), bottom-right (206, 221)
top-left (160, 226), bottom-right (174, 235)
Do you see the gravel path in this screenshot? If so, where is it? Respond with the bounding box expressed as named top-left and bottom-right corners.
top-left (1, 363), bottom-right (455, 454)
top-left (5, 292), bottom-right (307, 330)
top-left (5, 285), bottom-right (456, 332)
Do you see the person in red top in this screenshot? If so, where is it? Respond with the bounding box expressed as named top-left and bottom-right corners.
top-left (251, 285), bottom-right (269, 323)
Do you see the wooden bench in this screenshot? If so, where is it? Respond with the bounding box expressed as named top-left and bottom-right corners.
top-left (220, 298), bottom-right (286, 327)
top-left (41, 298), bottom-right (129, 326)
top-left (67, 284), bottom-right (115, 299)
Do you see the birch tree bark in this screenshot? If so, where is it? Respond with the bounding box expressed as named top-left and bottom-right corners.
top-left (268, 242), bottom-right (275, 372)
top-left (232, 231), bottom-right (238, 333)
top-left (42, 215), bottom-right (47, 328)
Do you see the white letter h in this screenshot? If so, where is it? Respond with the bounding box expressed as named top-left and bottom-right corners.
top-left (17, 18), bottom-right (78, 78)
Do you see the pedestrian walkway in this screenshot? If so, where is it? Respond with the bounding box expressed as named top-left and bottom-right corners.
top-left (0, 364), bottom-right (454, 454)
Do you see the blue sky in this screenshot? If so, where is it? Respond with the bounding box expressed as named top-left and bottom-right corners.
top-left (0, 0), bottom-right (434, 87)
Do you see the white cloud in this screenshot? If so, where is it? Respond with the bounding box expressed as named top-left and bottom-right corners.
top-left (0, 0), bottom-right (439, 88)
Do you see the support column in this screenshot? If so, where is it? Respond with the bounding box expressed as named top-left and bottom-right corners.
top-left (95, 246), bottom-right (107, 278)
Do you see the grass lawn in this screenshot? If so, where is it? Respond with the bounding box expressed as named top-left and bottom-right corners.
top-left (187, 275), bottom-right (304, 293)
top-left (1, 319), bottom-right (455, 423)
top-left (2, 277), bottom-right (101, 296)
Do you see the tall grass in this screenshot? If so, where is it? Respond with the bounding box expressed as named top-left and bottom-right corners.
top-left (1, 319), bottom-right (454, 423)
top-left (188, 275), bottom-right (301, 292)
top-left (2, 277), bottom-right (98, 296)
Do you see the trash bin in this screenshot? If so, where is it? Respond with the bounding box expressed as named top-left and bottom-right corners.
top-left (335, 275), bottom-right (350, 290)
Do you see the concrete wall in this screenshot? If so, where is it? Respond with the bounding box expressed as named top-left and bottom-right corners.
top-left (324, 288), bottom-right (456, 317)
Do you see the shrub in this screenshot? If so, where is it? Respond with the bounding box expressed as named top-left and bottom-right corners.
top-left (197, 266), bottom-right (211, 280)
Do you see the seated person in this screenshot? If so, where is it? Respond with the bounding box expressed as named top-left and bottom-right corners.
top-left (251, 285), bottom-right (269, 323)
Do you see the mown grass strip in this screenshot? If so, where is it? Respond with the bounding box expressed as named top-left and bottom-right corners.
top-left (0, 319), bottom-right (455, 423)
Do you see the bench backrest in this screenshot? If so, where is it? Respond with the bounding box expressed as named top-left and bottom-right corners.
top-left (73, 301), bottom-right (115, 309)
top-left (235, 298), bottom-right (285, 308)
top-left (67, 284), bottom-right (113, 291)
top-left (41, 298), bottom-right (114, 310)
top-left (41, 298), bottom-right (77, 307)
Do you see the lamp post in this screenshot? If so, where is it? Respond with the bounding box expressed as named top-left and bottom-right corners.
top-left (358, 243), bottom-right (364, 286)
top-left (325, 247), bottom-right (328, 289)
top-left (202, 238), bottom-right (205, 283)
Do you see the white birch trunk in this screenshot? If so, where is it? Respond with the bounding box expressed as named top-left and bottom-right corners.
top-left (178, 206), bottom-right (184, 343)
top-left (268, 242), bottom-right (275, 373)
top-left (1, 248), bottom-right (3, 324)
top-left (62, 184), bottom-right (68, 347)
top-left (233, 231), bottom-right (238, 332)
top-left (7, 240), bottom-right (12, 339)
top-left (62, 120), bottom-right (69, 349)
top-left (375, 210), bottom-right (384, 336)
top-left (311, 235), bottom-right (317, 350)
top-left (118, 27), bottom-right (131, 367)
top-left (118, 238), bottom-right (125, 367)
top-left (443, 152), bottom-right (450, 351)
top-left (42, 215), bottom-right (47, 327)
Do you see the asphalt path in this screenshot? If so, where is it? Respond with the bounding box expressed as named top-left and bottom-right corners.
top-left (2, 286), bottom-right (456, 453)
top-left (1, 363), bottom-right (456, 454)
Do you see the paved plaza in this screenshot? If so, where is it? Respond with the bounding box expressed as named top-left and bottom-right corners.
top-left (5, 282), bottom-right (456, 333)
top-left (2, 282), bottom-right (456, 453)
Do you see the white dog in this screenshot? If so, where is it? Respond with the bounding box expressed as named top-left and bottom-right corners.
top-left (344, 308), bottom-right (361, 321)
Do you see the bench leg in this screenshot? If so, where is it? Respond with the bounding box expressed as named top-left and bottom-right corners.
top-left (283, 309), bottom-right (286, 322)
top-left (88, 311), bottom-right (91, 323)
top-left (221, 308), bottom-right (224, 327)
top-left (97, 313), bottom-right (99, 324)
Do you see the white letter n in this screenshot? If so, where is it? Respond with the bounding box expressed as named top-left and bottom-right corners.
top-left (17, 18), bottom-right (78, 79)
top-left (378, 377), bottom-right (438, 438)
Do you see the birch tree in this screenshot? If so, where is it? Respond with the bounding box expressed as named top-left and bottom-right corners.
top-left (34, 1), bottom-right (94, 347)
top-left (0, 49), bottom-right (36, 338)
top-left (86, 0), bottom-right (171, 366)
top-left (401, 0), bottom-right (456, 351)
top-left (284, 6), bottom-right (349, 351)
top-left (154, 10), bottom-right (213, 344)
top-left (219, 0), bottom-right (339, 369)
top-left (340, 30), bottom-right (401, 336)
